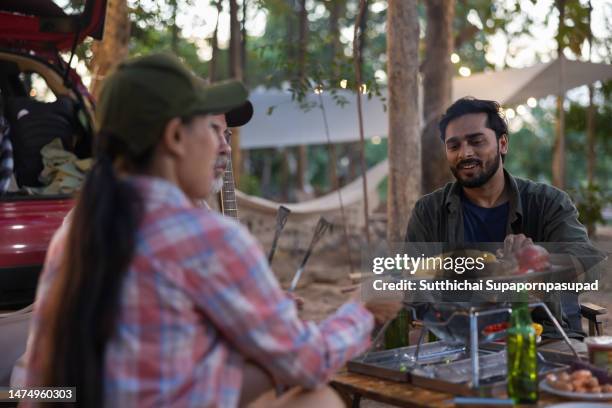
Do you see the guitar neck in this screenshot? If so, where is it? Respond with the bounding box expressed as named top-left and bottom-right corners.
top-left (219, 158), bottom-right (239, 219)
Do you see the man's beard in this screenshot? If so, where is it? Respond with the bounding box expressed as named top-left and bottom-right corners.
top-left (211, 176), bottom-right (224, 194)
top-left (211, 156), bottom-right (228, 194)
top-left (450, 150), bottom-right (501, 189)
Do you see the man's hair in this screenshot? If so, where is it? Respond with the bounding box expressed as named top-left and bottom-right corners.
top-left (439, 97), bottom-right (508, 142)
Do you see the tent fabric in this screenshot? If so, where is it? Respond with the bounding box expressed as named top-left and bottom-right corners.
top-left (453, 59), bottom-right (612, 106)
top-left (240, 89), bottom-right (389, 149)
top-left (240, 60), bottom-right (612, 149)
top-left (235, 60), bottom-right (612, 217)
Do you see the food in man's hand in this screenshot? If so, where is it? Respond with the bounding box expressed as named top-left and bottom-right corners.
top-left (515, 244), bottom-right (550, 273)
top-left (545, 369), bottom-right (612, 394)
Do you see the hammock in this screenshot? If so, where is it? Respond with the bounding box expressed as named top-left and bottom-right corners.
top-left (236, 158), bottom-right (388, 223)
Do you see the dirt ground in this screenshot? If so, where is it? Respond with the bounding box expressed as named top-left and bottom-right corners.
top-left (281, 225), bottom-right (612, 408)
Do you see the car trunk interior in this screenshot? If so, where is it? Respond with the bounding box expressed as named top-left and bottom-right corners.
top-left (0, 51), bottom-right (94, 197)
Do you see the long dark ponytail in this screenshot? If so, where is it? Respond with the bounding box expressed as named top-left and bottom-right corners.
top-left (38, 133), bottom-right (152, 407)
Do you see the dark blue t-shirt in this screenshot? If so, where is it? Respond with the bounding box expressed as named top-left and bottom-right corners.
top-left (462, 195), bottom-right (509, 243)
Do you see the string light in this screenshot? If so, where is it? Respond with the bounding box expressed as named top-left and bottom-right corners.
top-left (506, 108), bottom-right (516, 119)
top-left (451, 53), bottom-right (460, 63)
top-left (527, 97), bottom-right (537, 108)
top-left (340, 79), bottom-right (348, 89)
top-left (516, 105), bottom-right (527, 116)
top-left (459, 66), bottom-right (471, 77)
top-left (371, 136), bottom-right (382, 145)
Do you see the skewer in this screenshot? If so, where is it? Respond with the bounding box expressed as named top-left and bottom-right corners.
top-left (268, 205), bottom-right (291, 265)
top-left (288, 217), bottom-right (332, 292)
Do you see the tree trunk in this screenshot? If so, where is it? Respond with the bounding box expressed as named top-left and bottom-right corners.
top-left (170, 0), bottom-right (179, 53)
top-left (326, 0), bottom-right (345, 191)
top-left (586, 1), bottom-right (595, 185)
top-left (241, 0), bottom-right (248, 84)
top-left (421, 0), bottom-right (455, 193)
top-left (208, 1), bottom-right (222, 82)
top-left (586, 86), bottom-right (596, 185)
top-left (262, 151), bottom-right (272, 196)
top-left (552, 0), bottom-right (566, 189)
top-left (280, 148), bottom-right (290, 201)
top-left (387, 0), bottom-right (421, 243)
top-left (348, 142), bottom-right (359, 180)
top-left (297, 0), bottom-right (308, 80)
top-left (229, 0), bottom-right (243, 184)
top-left (229, 0), bottom-right (243, 80)
top-left (89, 0), bottom-right (130, 100)
top-left (354, 0), bottom-right (371, 243)
top-left (295, 0), bottom-right (309, 193)
top-left (328, 0), bottom-right (345, 80)
top-left (286, 5), bottom-right (295, 68)
top-left (358, 1), bottom-right (368, 69)
top-left (296, 145), bottom-right (307, 191)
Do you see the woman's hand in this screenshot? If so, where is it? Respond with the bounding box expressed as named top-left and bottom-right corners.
top-left (349, 286), bottom-right (403, 325)
top-left (363, 301), bottom-right (403, 325)
top-left (286, 292), bottom-right (304, 311)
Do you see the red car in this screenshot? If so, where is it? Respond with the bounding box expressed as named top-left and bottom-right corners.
top-left (0, 0), bottom-right (107, 309)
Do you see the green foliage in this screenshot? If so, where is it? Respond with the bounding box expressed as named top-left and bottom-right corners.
top-left (248, 0), bottom-right (386, 107)
top-left (83, 0), bottom-right (610, 206)
top-left (238, 173), bottom-right (262, 196)
top-left (504, 106), bottom-right (554, 183)
top-left (504, 92), bottom-right (612, 193)
top-left (568, 183), bottom-right (611, 234)
top-left (554, 0), bottom-right (592, 56)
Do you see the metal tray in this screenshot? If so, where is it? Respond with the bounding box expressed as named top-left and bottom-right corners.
top-left (347, 341), bottom-right (495, 382)
top-left (347, 341), bottom-right (568, 396)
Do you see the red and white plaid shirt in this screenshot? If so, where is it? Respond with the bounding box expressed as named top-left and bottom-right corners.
top-left (21, 176), bottom-right (373, 407)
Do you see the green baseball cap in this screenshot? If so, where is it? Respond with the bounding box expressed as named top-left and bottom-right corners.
top-left (96, 53), bottom-right (253, 155)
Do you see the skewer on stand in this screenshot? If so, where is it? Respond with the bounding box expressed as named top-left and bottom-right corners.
top-left (268, 205), bottom-right (291, 265)
top-left (288, 217), bottom-right (332, 292)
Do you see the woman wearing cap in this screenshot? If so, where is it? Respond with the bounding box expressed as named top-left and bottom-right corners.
top-left (20, 53), bottom-right (400, 407)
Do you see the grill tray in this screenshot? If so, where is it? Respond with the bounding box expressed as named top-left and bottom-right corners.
top-left (347, 341), bottom-right (568, 396)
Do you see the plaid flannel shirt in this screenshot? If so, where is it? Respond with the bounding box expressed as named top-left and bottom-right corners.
top-left (22, 176), bottom-right (373, 407)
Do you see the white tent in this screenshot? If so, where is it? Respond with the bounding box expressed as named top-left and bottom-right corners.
top-left (240, 60), bottom-right (612, 149)
top-left (452, 59), bottom-right (612, 105)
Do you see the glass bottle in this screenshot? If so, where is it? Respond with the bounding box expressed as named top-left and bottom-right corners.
top-left (384, 309), bottom-right (410, 349)
top-left (506, 292), bottom-right (538, 403)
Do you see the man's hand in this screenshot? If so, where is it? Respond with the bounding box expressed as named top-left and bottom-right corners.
top-left (500, 234), bottom-right (551, 273)
top-left (502, 233), bottom-right (534, 257)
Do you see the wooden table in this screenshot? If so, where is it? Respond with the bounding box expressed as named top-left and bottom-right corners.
top-left (331, 370), bottom-right (583, 408)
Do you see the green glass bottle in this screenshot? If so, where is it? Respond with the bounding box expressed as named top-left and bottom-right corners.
top-left (384, 309), bottom-right (409, 349)
top-left (506, 292), bottom-right (538, 404)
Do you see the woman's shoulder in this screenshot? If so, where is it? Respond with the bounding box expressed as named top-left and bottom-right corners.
top-left (143, 206), bottom-right (258, 251)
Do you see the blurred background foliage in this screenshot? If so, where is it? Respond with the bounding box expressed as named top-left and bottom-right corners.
top-left (76, 0), bottom-right (611, 226)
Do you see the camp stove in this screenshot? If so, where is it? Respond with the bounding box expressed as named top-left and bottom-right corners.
top-left (348, 302), bottom-right (578, 396)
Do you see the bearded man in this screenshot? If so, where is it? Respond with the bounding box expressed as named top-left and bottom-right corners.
top-left (199, 101), bottom-right (252, 209)
top-left (405, 97), bottom-right (606, 339)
